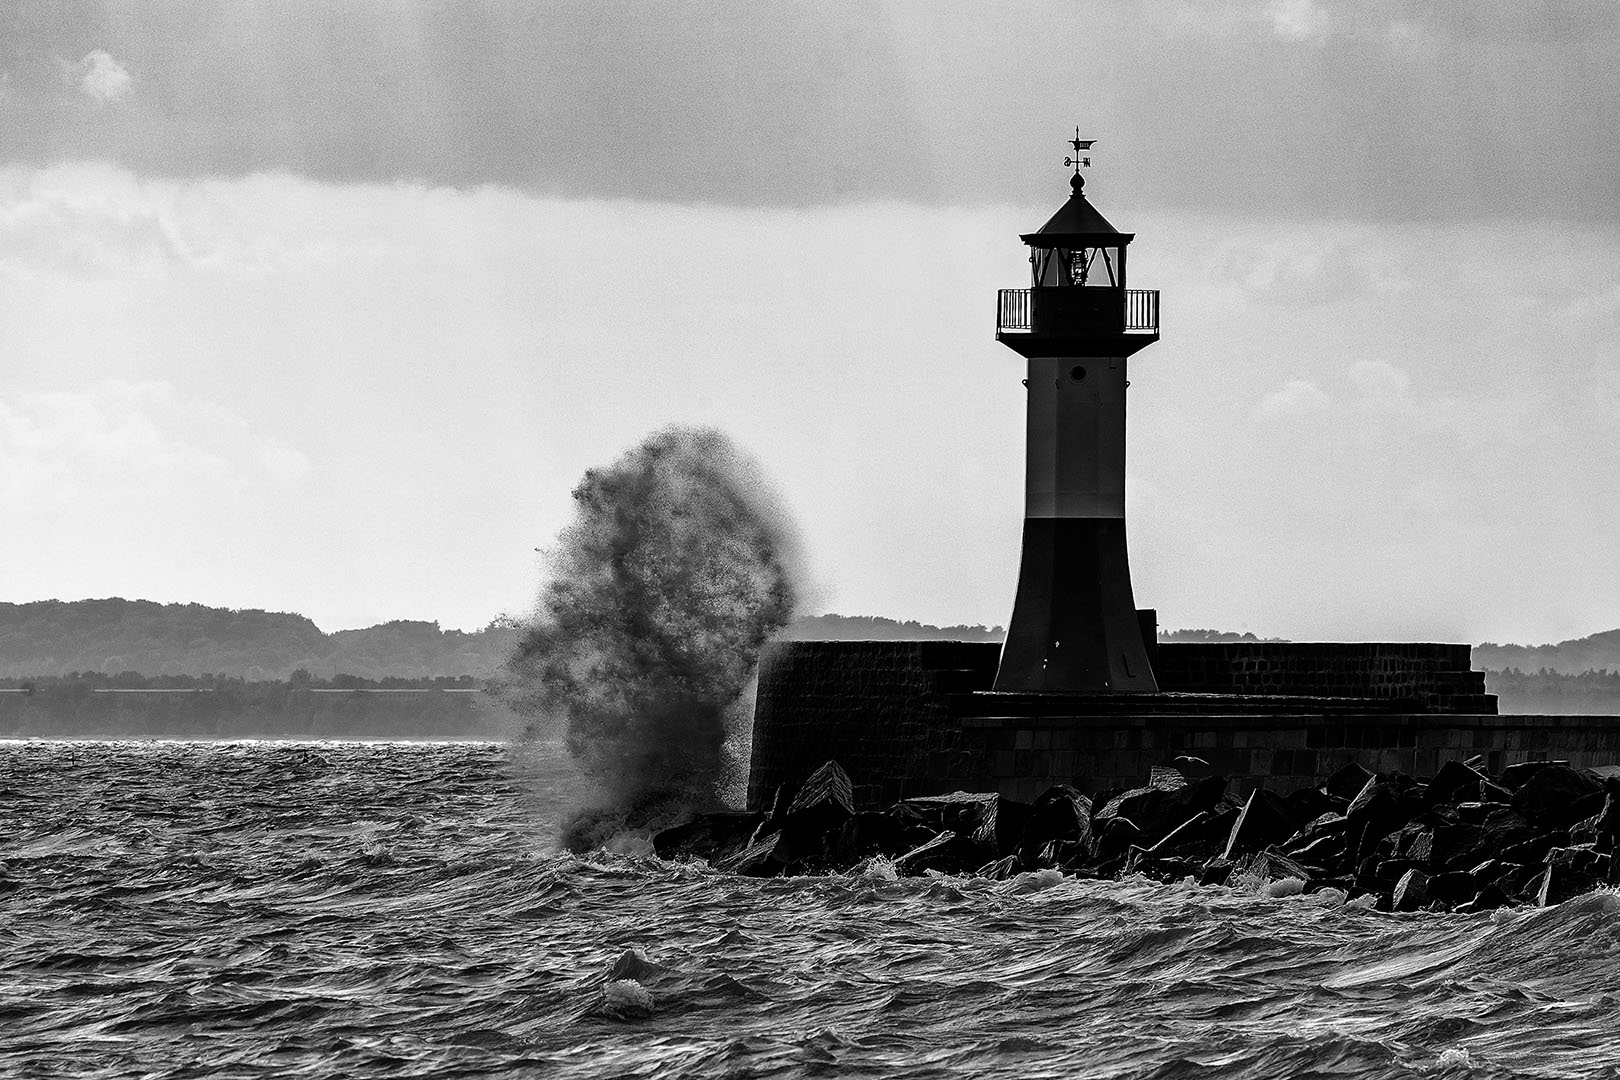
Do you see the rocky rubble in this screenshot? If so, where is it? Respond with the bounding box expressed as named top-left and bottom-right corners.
top-left (653, 757), bottom-right (1620, 911)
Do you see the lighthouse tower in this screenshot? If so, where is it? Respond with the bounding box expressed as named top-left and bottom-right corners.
top-left (993, 138), bottom-right (1161, 693)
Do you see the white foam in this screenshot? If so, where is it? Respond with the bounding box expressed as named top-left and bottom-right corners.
top-left (1006, 868), bottom-right (1067, 894)
top-left (1266, 876), bottom-right (1306, 898)
top-left (1436, 1046), bottom-right (1472, 1068)
top-left (602, 978), bottom-right (654, 1014)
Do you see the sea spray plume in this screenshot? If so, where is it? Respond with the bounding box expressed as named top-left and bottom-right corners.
top-left (496, 426), bottom-right (800, 850)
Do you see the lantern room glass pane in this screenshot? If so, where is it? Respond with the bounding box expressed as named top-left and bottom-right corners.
top-left (1031, 245), bottom-right (1123, 287)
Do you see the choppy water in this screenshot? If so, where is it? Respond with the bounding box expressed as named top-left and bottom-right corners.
top-left (4, 741), bottom-right (1620, 1079)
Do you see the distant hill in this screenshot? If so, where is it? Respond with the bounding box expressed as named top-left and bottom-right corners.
top-left (0, 600), bottom-right (1013, 680)
top-left (786, 614), bottom-right (1004, 642)
top-left (1473, 629), bottom-right (1620, 676)
top-left (0, 599), bottom-right (519, 680)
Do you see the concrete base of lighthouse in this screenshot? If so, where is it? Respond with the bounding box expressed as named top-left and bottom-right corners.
top-left (746, 639), bottom-right (1526, 811)
top-left (994, 518), bottom-right (1158, 692)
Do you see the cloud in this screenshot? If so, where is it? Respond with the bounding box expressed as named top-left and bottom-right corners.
top-left (1257, 378), bottom-right (1331, 417)
top-left (78, 50), bottom-right (131, 105)
top-left (1270, 0), bottom-right (1331, 42)
top-left (0, 382), bottom-right (308, 509)
top-left (1347, 359), bottom-right (1411, 403)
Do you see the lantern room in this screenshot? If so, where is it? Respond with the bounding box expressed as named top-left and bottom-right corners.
top-left (996, 171), bottom-right (1159, 352)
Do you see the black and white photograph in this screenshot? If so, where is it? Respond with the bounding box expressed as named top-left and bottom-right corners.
top-left (3, 2), bottom-right (1620, 1076)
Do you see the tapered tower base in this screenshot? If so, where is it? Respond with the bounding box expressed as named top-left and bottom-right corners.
top-left (993, 517), bottom-right (1158, 692)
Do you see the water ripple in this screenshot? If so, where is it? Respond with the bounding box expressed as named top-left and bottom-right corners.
top-left (4, 740), bottom-right (1620, 1078)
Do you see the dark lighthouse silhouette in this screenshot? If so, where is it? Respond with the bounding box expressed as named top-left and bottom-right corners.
top-left (748, 130), bottom-right (1516, 813)
top-left (993, 135), bottom-right (1161, 693)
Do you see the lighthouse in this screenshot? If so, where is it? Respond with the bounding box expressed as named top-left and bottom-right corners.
top-left (993, 137), bottom-right (1161, 693)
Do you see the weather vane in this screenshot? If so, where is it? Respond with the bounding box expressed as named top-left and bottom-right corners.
top-left (1064, 127), bottom-right (1094, 176)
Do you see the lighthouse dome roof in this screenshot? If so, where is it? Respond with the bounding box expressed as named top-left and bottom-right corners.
top-left (1020, 174), bottom-right (1134, 247)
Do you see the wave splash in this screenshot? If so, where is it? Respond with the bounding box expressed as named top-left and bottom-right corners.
top-left (495, 426), bottom-right (800, 850)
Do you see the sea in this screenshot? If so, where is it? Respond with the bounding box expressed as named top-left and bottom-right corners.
top-left (4, 740), bottom-right (1620, 1079)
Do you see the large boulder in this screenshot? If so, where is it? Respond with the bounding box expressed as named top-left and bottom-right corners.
top-left (1323, 762), bottom-right (1376, 803)
top-left (784, 761), bottom-right (855, 832)
top-left (1098, 775), bottom-right (1228, 848)
top-left (893, 830), bottom-right (989, 876)
top-left (1392, 868), bottom-right (1430, 911)
top-left (1223, 788), bottom-right (1297, 860)
top-left (1499, 759), bottom-right (1567, 792)
top-left (652, 811), bottom-right (765, 863)
top-left (716, 831), bottom-right (795, 878)
top-left (1284, 786), bottom-right (1345, 824)
top-left (1535, 859), bottom-right (1602, 906)
top-left (828, 812), bottom-right (909, 865)
top-left (1018, 785), bottom-right (1092, 862)
top-left (892, 791), bottom-right (1000, 850)
top-left (1510, 765), bottom-right (1604, 828)
top-left (1426, 759), bottom-right (1492, 807)
top-left (1345, 777), bottom-right (1416, 863)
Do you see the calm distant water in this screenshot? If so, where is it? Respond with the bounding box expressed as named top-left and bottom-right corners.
top-left (4, 740), bottom-right (1620, 1079)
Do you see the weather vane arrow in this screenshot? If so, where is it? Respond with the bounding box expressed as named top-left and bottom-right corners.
top-left (1064, 127), bottom-right (1094, 176)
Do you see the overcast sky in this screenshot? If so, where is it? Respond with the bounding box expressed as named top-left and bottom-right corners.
top-left (2, 0), bottom-right (1617, 644)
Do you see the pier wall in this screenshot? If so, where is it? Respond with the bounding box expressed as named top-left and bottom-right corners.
top-left (748, 641), bottom-right (1619, 809)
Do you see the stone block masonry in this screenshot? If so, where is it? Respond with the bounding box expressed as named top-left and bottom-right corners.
top-left (748, 640), bottom-right (1615, 810)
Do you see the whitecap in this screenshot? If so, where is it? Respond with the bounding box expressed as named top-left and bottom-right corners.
top-left (1436, 1046), bottom-right (1471, 1068)
top-left (1266, 876), bottom-right (1306, 898)
top-left (601, 978), bottom-right (654, 1015)
top-left (1005, 868), bottom-right (1067, 895)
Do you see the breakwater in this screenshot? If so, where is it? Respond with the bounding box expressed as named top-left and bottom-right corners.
top-left (749, 640), bottom-right (1620, 808)
top-left (666, 756), bottom-right (1620, 912)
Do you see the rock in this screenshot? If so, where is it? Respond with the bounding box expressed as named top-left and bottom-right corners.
top-left (1148, 808), bottom-right (1236, 860)
top-left (1018, 786), bottom-right (1091, 861)
top-left (1287, 831), bottom-right (1348, 875)
top-left (1036, 838), bottom-right (1090, 870)
top-left (1425, 871), bottom-right (1481, 906)
top-left (652, 811), bottom-right (765, 863)
top-left (828, 812), bottom-right (909, 865)
top-left (1129, 853), bottom-right (1201, 881)
top-left (1476, 806), bottom-right (1540, 853)
top-left (1095, 786), bottom-right (1170, 831)
top-left (716, 832), bottom-right (793, 877)
top-left (1426, 759), bottom-right (1492, 807)
top-left (1391, 824), bottom-right (1435, 867)
top-left (1286, 812), bottom-right (1348, 844)
top-left (1545, 845), bottom-right (1610, 878)
top-left (1323, 762), bottom-right (1376, 803)
top-left (1345, 777), bottom-right (1416, 863)
top-left (1199, 859), bottom-right (1234, 887)
top-left (1572, 779), bottom-right (1620, 851)
top-left (1454, 801), bottom-right (1497, 824)
top-left (892, 791), bottom-right (1000, 850)
top-left (1147, 765), bottom-right (1187, 791)
top-left (1429, 822), bottom-right (1488, 873)
top-left (1284, 786), bottom-right (1344, 824)
top-left (1536, 861), bottom-right (1601, 907)
top-left (1499, 759), bottom-right (1568, 792)
top-left (1510, 765), bottom-right (1604, 828)
top-left (1455, 882), bottom-right (1513, 913)
top-left (1499, 830), bottom-right (1567, 867)
top-left (977, 854), bottom-right (1022, 880)
top-left (893, 830), bottom-right (986, 876)
top-left (994, 797), bottom-right (1035, 857)
top-left (1094, 817), bottom-right (1143, 866)
top-left (1224, 788), bottom-right (1296, 860)
top-left (1393, 868), bottom-right (1430, 911)
top-left (1243, 848), bottom-right (1313, 885)
top-left (786, 760), bottom-right (855, 823)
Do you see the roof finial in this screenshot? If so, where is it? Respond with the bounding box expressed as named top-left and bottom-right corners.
top-left (1064, 128), bottom-right (1094, 196)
